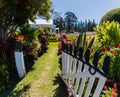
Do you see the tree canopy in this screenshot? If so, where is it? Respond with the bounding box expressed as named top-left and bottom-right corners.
top-left (64, 11), bottom-right (78, 33)
top-left (52, 12), bottom-right (64, 31)
top-left (100, 8), bottom-right (120, 24)
top-left (0, 0), bottom-right (52, 41)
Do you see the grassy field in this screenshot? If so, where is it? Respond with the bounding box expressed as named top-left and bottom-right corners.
top-left (0, 42), bottom-right (64, 97)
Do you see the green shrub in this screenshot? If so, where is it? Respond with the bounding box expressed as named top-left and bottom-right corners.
top-left (98, 48), bottom-right (120, 78)
top-left (19, 24), bottom-right (38, 42)
top-left (94, 21), bottom-right (120, 48)
top-left (0, 59), bottom-right (9, 92)
top-left (94, 21), bottom-right (120, 78)
top-left (19, 24), bottom-right (41, 55)
top-left (48, 34), bottom-right (59, 42)
top-left (67, 34), bottom-right (76, 40)
top-left (100, 8), bottom-right (120, 23)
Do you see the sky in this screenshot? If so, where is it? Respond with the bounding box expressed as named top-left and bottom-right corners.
top-left (52, 0), bottom-right (120, 23)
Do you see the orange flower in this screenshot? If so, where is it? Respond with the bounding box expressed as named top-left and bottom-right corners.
top-left (17, 35), bottom-right (24, 41)
top-left (117, 43), bottom-right (120, 48)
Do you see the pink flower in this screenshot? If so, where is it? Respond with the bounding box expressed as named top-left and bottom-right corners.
top-left (104, 85), bottom-right (108, 91)
top-left (113, 83), bottom-right (117, 89)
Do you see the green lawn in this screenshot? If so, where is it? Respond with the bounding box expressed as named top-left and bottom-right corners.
top-left (0, 42), bottom-right (63, 97)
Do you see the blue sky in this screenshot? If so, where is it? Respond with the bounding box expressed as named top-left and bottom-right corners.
top-left (52, 0), bottom-right (120, 23)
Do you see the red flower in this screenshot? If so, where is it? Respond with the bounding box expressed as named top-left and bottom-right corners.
top-left (112, 88), bottom-right (117, 93)
top-left (112, 83), bottom-right (117, 93)
top-left (17, 35), bottom-right (24, 41)
top-left (111, 93), bottom-right (117, 97)
top-left (103, 47), bottom-right (108, 52)
top-left (117, 43), bottom-right (120, 48)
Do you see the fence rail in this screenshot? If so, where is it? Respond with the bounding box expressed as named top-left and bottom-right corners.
top-left (59, 43), bottom-right (110, 97)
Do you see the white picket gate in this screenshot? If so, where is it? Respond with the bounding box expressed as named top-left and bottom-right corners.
top-left (59, 43), bottom-right (110, 97)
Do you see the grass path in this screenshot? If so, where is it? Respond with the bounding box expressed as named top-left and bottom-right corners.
top-left (0, 42), bottom-right (62, 97)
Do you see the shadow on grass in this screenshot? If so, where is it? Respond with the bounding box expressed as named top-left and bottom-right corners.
top-left (0, 84), bottom-right (30, 97)
top-left (53, 76), bottom-right (69, 97)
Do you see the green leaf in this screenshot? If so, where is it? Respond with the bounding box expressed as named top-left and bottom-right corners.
top-left (87, 36), bottom-right (95, 49)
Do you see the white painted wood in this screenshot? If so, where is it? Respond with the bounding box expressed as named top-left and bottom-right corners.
top-left (78, 61), bottom-right (83, 72)
top-left (68, 55), bottom-right (73, 74)
top-left (84, 77), bottom-right (95, 97)
top-left (78, 78), bottom-right (86, 97)
top-left (73, 58), bottom-right (77, 73)
top-left (68, 55), bottom-right (73, 85)
top-left (74, 77), bottom-right (80, 93)
top-left (14, 51), bottom-right (26, 78)
top-left (74, 61), bottom-right (83, 92)
top-left (93, 77), bottom-right (106, 97)
top-left (63, 72), bottom-right (102, 78)
top-left (61, 52), bottom-right (107, 97)
top-left (62, 51), bottom-right (66, 74)
top-left (64, 52), bottom-right (67, 74)
top-left (66, 54), bottom-right (70, 74)
top-left (83, 63), bottom-right (89, 72)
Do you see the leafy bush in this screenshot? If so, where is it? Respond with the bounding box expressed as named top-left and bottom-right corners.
top-left (94, 21), bottom-right (120, 48)
top-left (19, 24), bottom-right (41, 56)
top-left (94, 21), bottom-right (120, 78)
top-left (98, 47), bottom-right (120, 78)
top-left (0, 59), bottom-right (9, 92)
top-left (100, 8), bottom-right (120, 23)
top-left (20, 24), bottom-right (38, 42)
top-left (67, 34), bottom-right (76, 40)
top-left (48, 34), bottom-right (59, 42)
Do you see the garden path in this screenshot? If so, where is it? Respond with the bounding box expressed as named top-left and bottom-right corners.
top-left (0, 42), bottom-right (68, 97)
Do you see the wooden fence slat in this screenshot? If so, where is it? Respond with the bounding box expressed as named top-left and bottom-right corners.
top-left (73, 58), bottom-right (77, 73)
top-left (68, 55), bottom-right (73, 74)
top-left (66, 54), bottom-right (70, 74)
top-left (62, 51), bottom-right (65, 74)
top-left (78, 61), bottom-right (83, 73)
top-left (84, 77), bottom-right (95, 97)
top-left (78, 78), bottom-right (86, 97)
top-left (93, 77), bottom-right (106, 97)
top-left (74, 77), bottom-right (80, 93)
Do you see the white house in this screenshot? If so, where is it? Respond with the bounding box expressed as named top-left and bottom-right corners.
top-left (29, 19), bottom-right (59, 33)
top-left (29, 19), bottom-right (54, 28)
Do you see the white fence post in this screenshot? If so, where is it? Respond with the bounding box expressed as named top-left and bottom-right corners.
top-left (14, 41), bottom-right (26, 78)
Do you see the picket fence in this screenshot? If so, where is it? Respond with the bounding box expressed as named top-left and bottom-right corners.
top-left (59, 43), bottom-right (110, 97)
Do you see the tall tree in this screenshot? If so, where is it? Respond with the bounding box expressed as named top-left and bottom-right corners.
top-left (64, 11), bottom-right (78, 33)
top-left (0, 0), bottom-right (52, 41)
top-left (52, 12), bottom-right (64, 32)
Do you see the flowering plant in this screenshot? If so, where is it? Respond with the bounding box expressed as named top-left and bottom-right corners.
top-left (17, 35), bottom-right (24, 41)
top-left (101, 83), bottom-right (118, 97)
top-left (98, 45), bottom-right (120, 78)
